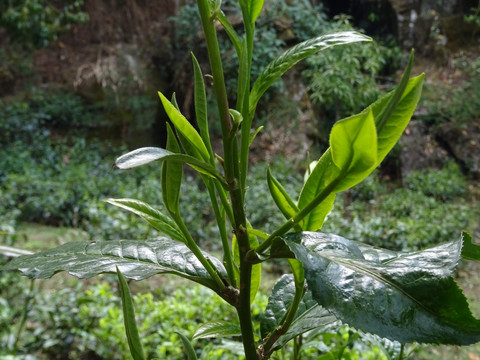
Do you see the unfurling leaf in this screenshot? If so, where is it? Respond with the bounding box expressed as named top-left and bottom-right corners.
top-left (267, 167), bottom-right (299, 221)
top-left (284, 232), bottom-right (480, 345)
top-left (176, 331), bottom-right (198, 360)
top-left (117, 268), bottom-right (146, 360)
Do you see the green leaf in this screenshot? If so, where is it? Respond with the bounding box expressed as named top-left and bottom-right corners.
top-left (216, 11), bottom-right (242, 55)
top-left (117, 267), bottom-right (146, 360)
top-left (297, 150), bottom-right (337, 231)
top-left (0, 246), bottom-right (33, 257)
top-left (2, 237), bottom-right (228, 291)
top-left (260, 274), bottom-right (338, 349)
top-left (267, 167), bottom-right (299, 221)
top-left (158, 91), bottom-right (210, 161)
top-left (162, 124), bottom-right (183, 215)
top-left (115, 147), bottom-right (227, 187)
top-left (462, 232), bottom-right (480, 261)
top-left (249, 31), bottom-right (371, 116)
top-left (191, 53), bottom-right (213, 160)
top-left (104, 198), bottom-right (185, 242)
top-left (232, 234), bottom-right (261, 303)
top-left (285, 232), bottom-right (480, 345)
top-left (175, 331), bottom-right (198, 360)
top-left (248, 0), bottom-right (264, 22)
top-left (330, 109), bottom-right (377, 192)
top-left (192, 321), bottom-right (241, 340)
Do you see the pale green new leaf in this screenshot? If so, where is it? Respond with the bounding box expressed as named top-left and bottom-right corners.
top-left (2, 237), bottom-right (228, 292)
top-left (117, 268), bottom-right (146, 360)
top-left (267, 167), bottom-right (299, 221)
top-left (330, 109), bottom-right (377, 192)
top-left (248, 0), bottom-right (264, 23)
top-left (249, 31), bottom-right (371, 116)
top-left (216, 11), bottom-right (242, 55)
top-left (158, 91), bottom-right (210, 161)
top-left (285, 232), bottom-right (480, 345)
top-left (175, 331), bottom-right (198, 360)
top-left (297, 150), bottom-right (337, 231)
top-left (105, 198), bottom-right (184, 242)
top-left (193, 321), bottom-right (241, 340)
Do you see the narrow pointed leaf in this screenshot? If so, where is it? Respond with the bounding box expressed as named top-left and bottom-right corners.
top-left (104, 198), bottom-right (184, 242)
top-left (176, 331), bottom-right (198, 360)
top-left (284, 232), bottom-right (480, 345)
top-left (162, 124), bottom-right (183, 215)
top-left (267, 167), bottom-right (299, 221)
top-left (193, 321), bottom-right (241, 340)
top-left (2, 237), bottom-right (227, 291)
top-left (216, 11), bottom-right (242, 55)
top-left (158, 91), bottom-right (210, 161)
top-left (191, 53), bottom-right (213, 159)
top-left (461, 232), bottom-right (480, 261)
top-left (117, 268), bottom-right (146, 360)
top-left (115, 147), bottom-right (226, 187)
top-left (249, 31), bottom-right (371, 115)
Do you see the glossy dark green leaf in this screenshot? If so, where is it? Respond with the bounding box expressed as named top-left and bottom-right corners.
top-left (117, 268), bottom-right (146, 360)
top-left (2, 237), bottom-right (227, 291)
top-left (285, 232), bottom-right (480, 345)
top-left (115, 147), bottom-right (226, 187)
top-left (104, 198), bottom-right (185, 243)
top-left (267, 167), bottom-right (299, 221)
top-left (192, 321), bottom-right (241, 340)
top-left (260, 274), bottom-right (338, 350)
top-left (249, 31), bottom-right (371, 116)
top-left (158, 91), bottom-right (210, 161)
top-left (175, 331), bottom-right (198, 360)
top-left (461, 232), bottom-right (480, 261)
top-left (162, 123), bottom-right (183, 215)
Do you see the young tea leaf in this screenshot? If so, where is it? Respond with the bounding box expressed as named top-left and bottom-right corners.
top-left (175, 331), bottom-right (198, 360)
top-left (117, 267), bottom-right (146, 360)
top-left (158, 91), bottom-right (210, 161)
top-left (285, 232), bottom-right (480, 345)
top-left (162, 123), bottom-right (183, 215)
top-left (249, 31), bottom-right (371, 116)
top-left (267, 167), bottom-right (300, 221)
top-left (461, 232), bottom-right (480, 261)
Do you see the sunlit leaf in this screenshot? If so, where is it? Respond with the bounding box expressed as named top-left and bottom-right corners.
top-left (158, 91), bottom-right (210, 161)
top-left (285, 232), bottom-right (480, 345)
top-left (249, 31), bottom-right (371, 116)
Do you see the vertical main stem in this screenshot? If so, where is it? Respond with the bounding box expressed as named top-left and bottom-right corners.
top-left (196, 1), bottom-right (257, 358)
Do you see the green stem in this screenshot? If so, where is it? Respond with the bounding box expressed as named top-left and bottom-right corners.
top-left (172, 212), bottom-right (226, 292)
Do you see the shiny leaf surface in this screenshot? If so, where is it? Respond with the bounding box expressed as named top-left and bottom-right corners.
top-left (284, 232), bottom-right (480, 345)
top-left (2, 237), bottom-right (227, 291)
top-left (249, 31), bottom-right (371, 116)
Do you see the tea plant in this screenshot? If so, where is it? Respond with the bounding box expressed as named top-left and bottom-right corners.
top-left (3, 1), bottom-right (480, 359)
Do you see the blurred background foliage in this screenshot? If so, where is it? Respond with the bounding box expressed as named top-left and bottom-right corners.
top-left (1, 0), bottom-right (479, 359)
